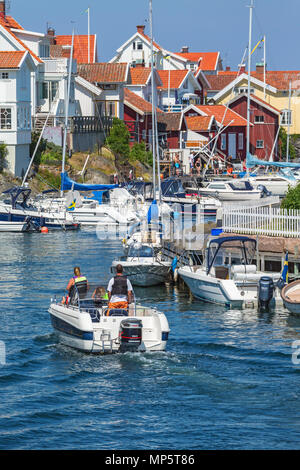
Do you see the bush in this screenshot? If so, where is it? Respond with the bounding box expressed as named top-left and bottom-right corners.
top-left (129, 141), bottom-right (153, 166)
top-left (0, 143), bottom-right (8, 172)
top-left (105, 118), bottom-right (130, 164)
top-left (281, 182), bottom-right (300, 210)
top-left (31, 132), bottom-right (63, 167)
top-left (279, 128), bottom-right (297, 160)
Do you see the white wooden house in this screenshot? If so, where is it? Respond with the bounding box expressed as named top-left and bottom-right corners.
top-left (0, 50), bottom-right (36, 176)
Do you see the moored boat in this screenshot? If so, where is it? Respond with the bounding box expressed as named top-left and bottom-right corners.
top-left (281, 280), bottom-right (300, 315)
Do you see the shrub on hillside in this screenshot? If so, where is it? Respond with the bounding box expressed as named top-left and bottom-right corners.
top-left (105, 118), bottom-right (130, 164)
top-left (281, 182), bottom-right (300, 210)
top-left (0, 143), bottom-right (8, 172)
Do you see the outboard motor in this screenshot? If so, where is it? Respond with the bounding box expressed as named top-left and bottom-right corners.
top-left (119, 319), bottom-right (142, 353)
top-left (257, 184), bottom-right (272, 198)
top-left (258, 276), bottom-right (274, 311)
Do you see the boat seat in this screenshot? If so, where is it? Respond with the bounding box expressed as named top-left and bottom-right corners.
top-left (233, 272), bottom-right (281, 283)
top-left (104, 308), bottom-right (128, 317)
top-left (215, 266), bottom-right (230, 279)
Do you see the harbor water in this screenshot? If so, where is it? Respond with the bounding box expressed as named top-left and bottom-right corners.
top-left (1, 229), bottom-right (300, 450)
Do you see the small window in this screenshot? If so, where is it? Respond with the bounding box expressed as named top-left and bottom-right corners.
top-left (256, 140), bottom-right (264, 149)
top-left (221, 134), bottom-right (226, 150)
top-left (132, 42), bottom-right (136, 50)
top-left (1, 72), bottom-right (9, 79)
top-left (281, 109), bottom-right (292, 126)
top-left (137, 42), bottom-right (143, 50)
top-left (0, 108), bottom-right (12, 129)
top-left (255, 115), bottom-right (264, 123)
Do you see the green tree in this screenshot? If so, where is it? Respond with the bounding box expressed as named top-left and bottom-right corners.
top-left (105, 118), bottom-right (130, 164)
top-left (0, 143), bottom-right (8, 172)
top-left (279, 127), bottom-right (296, 160)
top-left (129, 141), bottom-right (153, 166)
top-left (281, 182), bottom-right (300, 210)
top-left (30, 132), bottom-right (47, 166)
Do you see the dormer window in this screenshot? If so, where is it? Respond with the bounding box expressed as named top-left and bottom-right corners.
top-left (1, 72), bottom-right (8, 79)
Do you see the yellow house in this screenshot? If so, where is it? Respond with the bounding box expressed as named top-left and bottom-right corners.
top-left (206, 66), bottom-right (300, 135)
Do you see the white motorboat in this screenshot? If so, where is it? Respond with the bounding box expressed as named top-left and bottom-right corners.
top-left (122, 221), bottom-right (165, 256)
top-left (37, 188), bottom-right (139, 228)
top-left (111, 243), bottom-right (172, 287)
top-left (0, 187), bottom-right (80, 231)
top-left (186, 180), bottom-right (263, 202)
top-left (178, 235), bottom-right (281, 309)
top-left (49, 283), bottom-right (170, 353)
top-left (0, 220), bottom-right (36, 232)
top-left (247, 172), bottom-right (297, 197)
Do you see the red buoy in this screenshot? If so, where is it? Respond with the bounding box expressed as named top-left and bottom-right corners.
top-left (41, 227), bottom-right (49, 233)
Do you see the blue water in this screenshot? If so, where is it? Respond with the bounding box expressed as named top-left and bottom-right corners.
top-left (1, 229), bottom-right (300, 450)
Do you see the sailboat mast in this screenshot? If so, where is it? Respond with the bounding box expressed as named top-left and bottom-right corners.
top-left (149, 0), bottom-right (157, 199)
top-left (247, 0), bottom-right (254, 159)
top-left (61, 29), bottom-right (75, 197)
top-left (286, 80), bottom-right (292, 162)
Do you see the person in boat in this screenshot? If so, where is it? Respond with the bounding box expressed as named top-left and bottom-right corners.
top-left (92, 286), bottom-right (109, 306)
top-left (107, 264), bottom-right (133, 310)
top-left (62, 267), bottom-right (88, 304)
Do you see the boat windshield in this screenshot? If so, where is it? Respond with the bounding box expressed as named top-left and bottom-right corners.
top-left (207, 237), bottom-right (256, 274)
top-left (69, 283), bottom-right (109, 309)
top-left (128, 244), bottom-right (154, 258)
top-left (228, 181), bottom-right (254, 191)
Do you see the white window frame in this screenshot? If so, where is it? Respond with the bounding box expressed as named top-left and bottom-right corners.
top-left (0, 107), bottom-right (12, 130)
top-left (221, 134), bottom-right (226, 150)
top-left (281, 109), bottom-right (292, 126)
top-left (256, 140), bottom-right (264, 149)
top-left (254, 115), bottom-right (264, 123)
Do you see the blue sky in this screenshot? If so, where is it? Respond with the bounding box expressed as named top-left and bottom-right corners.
top-left (10, 0), bottom-right (300, 70)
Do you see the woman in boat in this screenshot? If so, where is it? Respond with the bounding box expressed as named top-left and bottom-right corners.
top-left (62, 267), bottom-right (88, 304)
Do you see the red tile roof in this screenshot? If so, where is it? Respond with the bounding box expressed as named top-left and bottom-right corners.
top-left (124, 88), bottom-right (162, 115)
top-left (0, 17), bottom-right (42, 63)
top-left (185, 115), bottom-right (212, 132)
top-left (210, 70), bottom-right (300, 91)
top-left (157, 69), bottom-right (189, 90)
top-left (138, 31), bottom-right (161, 51)
top-left (129, 67), bottom-right (151, 85)
top-left (196, 105), bottom-right (249, 127)
top-left (157, 112), bottom-right (183, 131)
top-left (54, 35), bottom-right (96, 64)
top-left (176, 52), bottom-right (219, 70)
top-left (0, 15), bottom-right (24, 30)
top-left (78, 63), bottom-right (128, 84)
top-left (0, 51), bottom-right (26, 68)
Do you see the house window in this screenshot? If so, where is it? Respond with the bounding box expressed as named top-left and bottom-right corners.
top-left (235, 87), bottom-right (255, 95)
top-left (281, 109), bottom-right (292, 126)
top-left (1, 72), bottom-right (8, 79)
top-left (132, 42), bottom-right (136, 50)
top-left (255, 115), bottom-right (264, 123)
top-left (0, 108), bottom-right (12, 129)
top-left (256, 140), bottom-right (264, 148)
top-left (39, 43), bottom-right (50, 58)
top-left (238, 133), bottom-right (244, 150)
top-left (40, 82), bottom-right (48, 100)
top-left (107, 102), bottom-right (116, 117)
top-left (50, 81), bottom-right (59, 102)
top-left (221, 134), bottom-right (226, 150)
top-left (137, 42), bottom-right (143, 50)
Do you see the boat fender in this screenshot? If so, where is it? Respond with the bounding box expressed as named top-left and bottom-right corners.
top-left (41, 227), bottom-right (49, 233)
top-left (173, 268), bottom-right (179, 283)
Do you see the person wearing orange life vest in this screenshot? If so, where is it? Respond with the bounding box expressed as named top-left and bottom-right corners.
top-left (62, 267), bottom-right (88, 304)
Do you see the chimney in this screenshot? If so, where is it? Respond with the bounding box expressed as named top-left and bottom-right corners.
top-left (0, 1), bottom-right (6, 19)
top-left (226, 66), bottom-right (231, 71)
top-left (181, 46), bottom-right (189, 53)
top-left (47, 27), bottom-right (56, 45)
top-left (136, 25), bottom-right (145, 34)
top-left (238, 63), bottom-right (246, 75)
top-left (256, 62), bottom-right (265, 73)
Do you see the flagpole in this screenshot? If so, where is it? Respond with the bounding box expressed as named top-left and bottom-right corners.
top-left (88, 7), bottom-right (90, 63)
top-left (286, 80), bottom-right (292, 162)
top-left (263, 35), bottom-right (266, 100)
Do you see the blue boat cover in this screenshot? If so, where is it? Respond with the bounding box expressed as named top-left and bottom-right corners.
top-left (61, 172), bottom-right (118, 192)
top-left (246, 152), bottom-right (300, 170)
top-left (147, 200), bottom-right (159, 224)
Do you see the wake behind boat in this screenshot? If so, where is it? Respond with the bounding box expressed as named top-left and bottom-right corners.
top-left (49, 282), bottom-right (170, 353)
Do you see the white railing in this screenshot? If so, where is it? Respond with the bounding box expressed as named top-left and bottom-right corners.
top-left (223, 205), bottom-right (300, 238)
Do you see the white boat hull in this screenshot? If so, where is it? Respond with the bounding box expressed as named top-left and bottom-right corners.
top-left (0, 221), bottom-right (28, 232)
top-left (49, 303), bottom-right (169, 354)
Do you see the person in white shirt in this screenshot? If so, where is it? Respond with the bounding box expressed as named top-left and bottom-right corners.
top-left (107, 264), bottom-right (133, 309)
